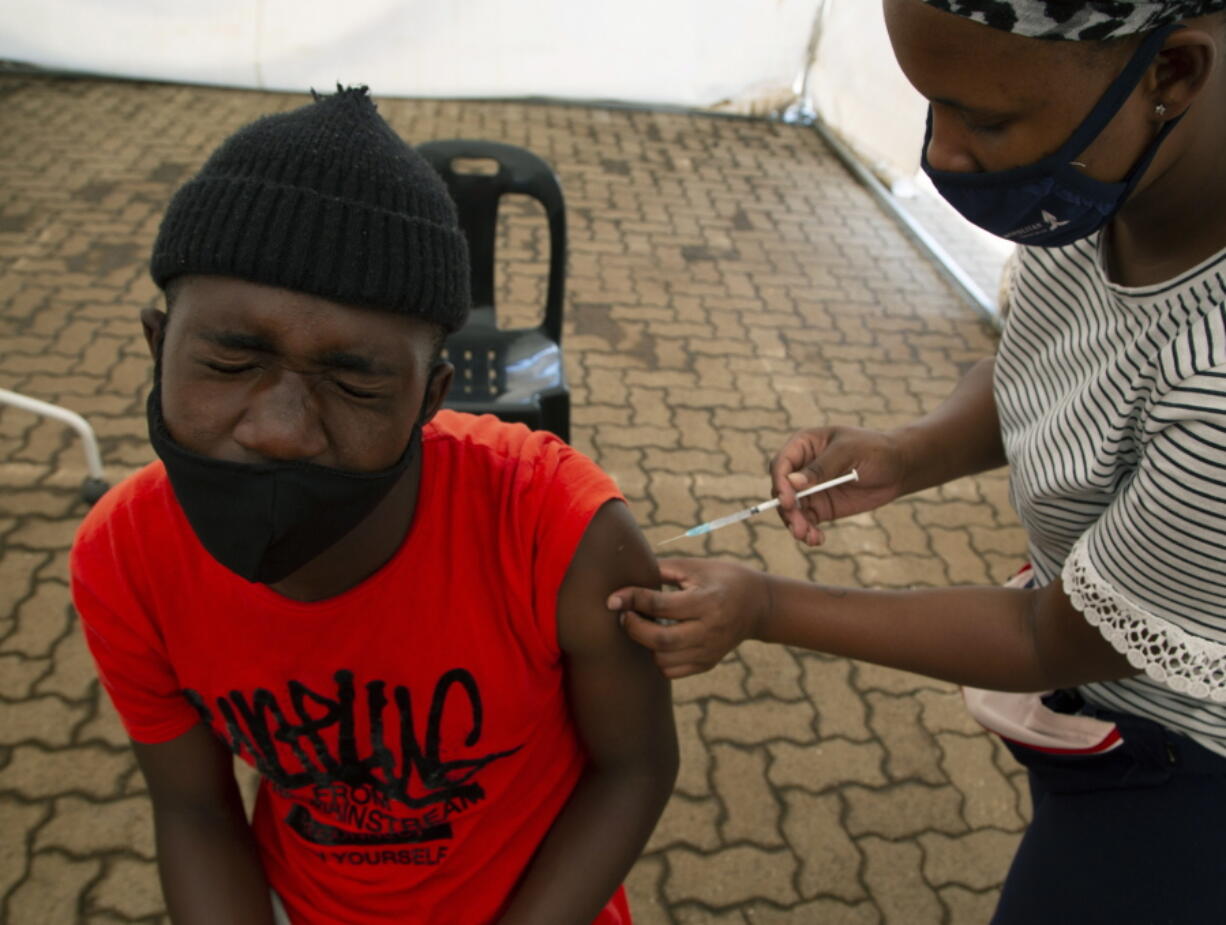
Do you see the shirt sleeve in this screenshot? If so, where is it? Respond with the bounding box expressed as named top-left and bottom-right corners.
top-left (522, 434), bottom-right (624, 655)
top-left (70, 496), bottom-right (203, 744)
top-left (1063, 367), bottom-right (1226, 702)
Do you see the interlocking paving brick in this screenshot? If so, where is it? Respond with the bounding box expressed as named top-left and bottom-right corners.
top-left (860, 837), bottom-right (944, 925)
top-left (752, 523), bottom-right (816, 582)
top-left (856, 553), bottom-right (948, 589)
top-left (717, 430), bottom-right (766, 476)
top-left (0, 75), bottom-right (1033, 922)
top-left (871, 502), bottom-right (932, 556)
top-left (0, 695), bottom-right (89, 748)
top-left (6, 850), bottom-right (102, 924)
top-left (0, 745), bottom-right (131, 800)
top-left (674, 702), bottom-right (713, 798)
top-left (4, 580), bottom-right (72, 657)
top-left (645, 794), bottom-right (722, 853)
top-left (915, 689), bottom-right (985, 736)
top-left (672, 408), bottom-right (720, 452)
top-left (0, 653), bottom-right (50, 699)
top-left (969, 523), bottom-right (1031, 556)
top-left (0, 799), bottom-right (48, 902)
top-left (625, 853), bottom-right (670, 925)
top-left (704, 697), bottom-right (816, 747)
top-left (844, 780), bottom-right (967, 841)
top-left (768, 738), bottom-right (887, 793)
top-left (692, 473), bottom-right (763, 502)
top-left (745, 898), bottom-right (882, 924)
top-left (823, 521), bottom-right (892, 557)
top-left (0, 549), bottom-right (48, 614)
top-left (854, 663), bottom-right (952, 696)
top-left (929, 527), bottom-right (992, 585)
top-left (88, 856), bottom-right (163, 919)
top-left (671, 657), bottom-right (747, 704)
top-left (940, 884), bottom-right (1004, 925)
top-left (737, 640), bottom-right (802, 700)
top-left (936, 732), bottom-right (1026, 830)
top-left (664, 844), bottom-right (798, 907)
top-left (865, 691), bottom-right (947, 785)
top-left (5, 517), bottom-right (82, 551)
top-left (801, 658), bottom-right (872, 741)
top-left (780, 789), bottom-right (865, 902)
top-left (672, 906), bottom-right (748, 924)
top-left (920, 829), bottom-right (1024, 891)
top-left (33, 620), bottom-right (97, 700)
top-left (914, 500), bottom-right (998, 529)
top-left (598, 446), bottom-right (648, 498)
top-left (711, 744), bottom-right (784, 847)
top-left (810, 554), bottom-right (860, 589)
top-left (35, 794), bottom-right (154, 859)
top-left (649, 470), bottom-right (698, 528)
top-left (75, 695), bottom-right (131, 750)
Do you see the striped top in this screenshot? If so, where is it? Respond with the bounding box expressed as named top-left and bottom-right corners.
top-left (995, 233), bottom-right (1226, 756)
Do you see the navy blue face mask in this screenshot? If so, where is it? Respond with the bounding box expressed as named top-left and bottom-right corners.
top-left (922, 23), bottom-right (1183, 248)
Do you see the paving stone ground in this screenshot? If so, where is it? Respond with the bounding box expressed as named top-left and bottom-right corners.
top-left (0, 75), bottom-right (1030, 923)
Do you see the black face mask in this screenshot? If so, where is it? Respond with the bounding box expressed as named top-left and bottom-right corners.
top-left (147, 384), bottom-right (422, 585)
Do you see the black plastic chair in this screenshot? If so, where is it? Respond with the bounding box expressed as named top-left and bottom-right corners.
top-left (417, 139), bottom-right (570, 443)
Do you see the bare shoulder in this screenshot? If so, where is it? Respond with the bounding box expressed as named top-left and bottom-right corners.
top-left (556, 500), bottom-right (659, 656)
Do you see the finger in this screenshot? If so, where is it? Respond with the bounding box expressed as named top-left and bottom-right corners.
top-left (651, 644), bottom-right (719, 672)
top-left (661, 661), bottom-right (712, 680)
top-left (787, 470), bottom-right (812, 489)
top-left (656, 558), bottom-right (703, 589)
top-left (802, 503), bottom-right (824, 531)
top-left (769, 440), bottom-right (819, 508)
top-left (783, 511), bottom-right (823, 547)
top-left (807, 485), bottom-right (844, 525)
top-left (777, 503), bottom-right (811, 539)
top-left (621, 610), bottom-right (706, 653)
top-left (605, 584), bottom-right (675, 619)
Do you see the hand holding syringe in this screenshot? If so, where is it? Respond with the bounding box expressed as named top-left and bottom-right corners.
top-left (657, 469), bottom-right (859, 548)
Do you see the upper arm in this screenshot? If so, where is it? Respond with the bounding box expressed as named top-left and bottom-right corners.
top-left (1029, 371), bottom-right (1226, 694)
top-left (132, 724), bottom-right (244, 819)
top-left (1030, 579), bottom-right (1137, 689)
top-left (132, 725), bottom-right (273, 923)
top-left (1049, 406), bottom-right (1226, 698)
top-left (556, 500), bottom-right (677, 774)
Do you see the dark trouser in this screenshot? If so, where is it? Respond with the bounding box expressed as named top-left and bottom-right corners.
top-left (993, 691), bottom-right (1226, 925)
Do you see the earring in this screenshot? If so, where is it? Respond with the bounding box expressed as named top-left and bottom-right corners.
top-left (1155, 102), bottom-right (1168, 117)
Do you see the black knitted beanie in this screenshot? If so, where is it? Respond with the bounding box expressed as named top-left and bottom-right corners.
top-left (150, 86), bottom-right (470, 333)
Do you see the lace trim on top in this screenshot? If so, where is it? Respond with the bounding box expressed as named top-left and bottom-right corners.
top-left (1063, 537), bottom-right (1226, 703)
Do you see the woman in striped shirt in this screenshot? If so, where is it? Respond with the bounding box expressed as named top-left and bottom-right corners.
top-left (611, 1), bottom-right (1226, 921)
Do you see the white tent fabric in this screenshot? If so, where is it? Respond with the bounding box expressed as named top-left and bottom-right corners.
top-left (1, 0), bottom-right (820, 111)
top-left (804, 0), bottom-right (926, 185)
top-left (1, 0), bottom-right (1009, 313)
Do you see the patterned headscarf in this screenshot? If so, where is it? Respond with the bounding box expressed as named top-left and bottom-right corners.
top-left (921, 1), bottom-right (1226, 40)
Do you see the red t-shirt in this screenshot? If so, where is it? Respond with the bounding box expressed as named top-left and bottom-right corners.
top-left (71, 411), bottom-right (631, 924)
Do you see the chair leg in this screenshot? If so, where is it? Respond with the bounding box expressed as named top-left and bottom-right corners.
top-left (539, 392), bottom-right (570, 444)
top-left (0, 388), bottom-right (109, 503)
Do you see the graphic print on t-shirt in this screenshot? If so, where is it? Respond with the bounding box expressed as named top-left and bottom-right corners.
top-left (184, 667), bottom-right (522, 863)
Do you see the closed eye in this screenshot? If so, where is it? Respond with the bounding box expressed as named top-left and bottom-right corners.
top-left (334, 379), bottom-right (381, 400)
top-left (963, 114), bottom-right (1010, 135)
top-left (205, 361), bottom-right (257, 374)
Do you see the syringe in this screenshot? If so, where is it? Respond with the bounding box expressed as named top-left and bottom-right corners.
top-left (657, 469), bottom-right (859, 548)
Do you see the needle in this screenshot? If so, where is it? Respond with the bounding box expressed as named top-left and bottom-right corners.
top-left (656, 469), bottom-right (859, 548)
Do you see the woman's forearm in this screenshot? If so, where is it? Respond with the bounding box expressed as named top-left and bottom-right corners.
top-left (756, 575), bottom-right (1133, 692)
top-left (893, 357), bottom-right (1007, 495)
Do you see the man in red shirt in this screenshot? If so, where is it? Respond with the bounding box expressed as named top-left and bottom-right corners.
top-left (71, 86), bottom-right (677, 924)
